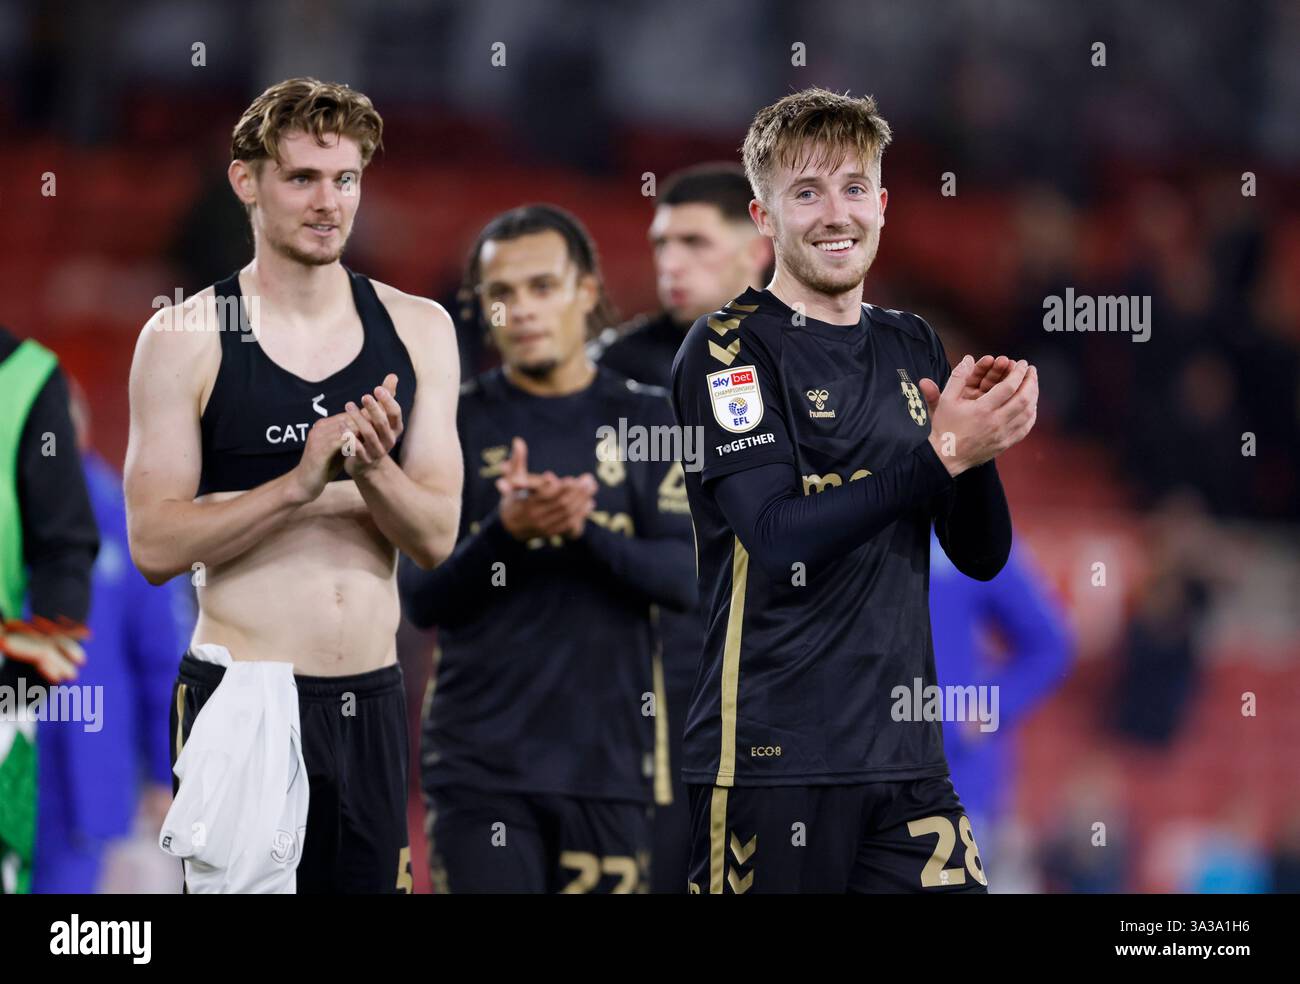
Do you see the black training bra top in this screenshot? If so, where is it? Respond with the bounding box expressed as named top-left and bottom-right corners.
top-left (196, 267), bottom-right (416, 496)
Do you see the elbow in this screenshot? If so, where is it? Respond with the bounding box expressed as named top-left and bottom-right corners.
top-left (659, 582), bottom-right (698, 614)
top-left (956, 554), bottom-right (1008, 582)
top-left (746, 543), bottom-right (799, 587)
top-left (128, 536), bottom-right (178, 586)
top-left (953, 537), bottom-right (1012, 582)
top-left (409, 531), bottom-right (455, 571)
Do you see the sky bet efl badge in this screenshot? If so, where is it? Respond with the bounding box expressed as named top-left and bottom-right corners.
top-left (708, 365), bottom-right (764, 433)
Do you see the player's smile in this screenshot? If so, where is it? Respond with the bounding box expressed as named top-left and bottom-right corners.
top-left (812, 237), bottom-right (858, 256)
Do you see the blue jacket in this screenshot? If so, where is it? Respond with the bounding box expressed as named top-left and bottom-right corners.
top-left (930, 532), bottom-right (1072, 824)
top-left (36, 452), bottom-right (192, 846)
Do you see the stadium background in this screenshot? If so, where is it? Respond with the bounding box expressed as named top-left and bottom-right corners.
top-left (3, 0), bottom-right (1297, 892)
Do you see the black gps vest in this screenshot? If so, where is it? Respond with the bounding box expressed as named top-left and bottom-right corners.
top-left (197, 268), bottom-right (416, 496)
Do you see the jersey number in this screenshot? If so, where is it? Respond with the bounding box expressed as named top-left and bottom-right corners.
top-left (906, 815), bottom-right (987, 888)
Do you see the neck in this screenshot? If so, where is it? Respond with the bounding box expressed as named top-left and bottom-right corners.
top-left (241, 250), bottom-right (350, 321)
top-left (766, 268), bottom-right (863, 326)
top-left (504, 355), bottom-right (596, 397)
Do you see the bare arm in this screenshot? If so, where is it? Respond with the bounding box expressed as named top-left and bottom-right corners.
top-left (123, 301), bottom-right (343, 584)
top-left (344, 293), bottom-right (462, 570)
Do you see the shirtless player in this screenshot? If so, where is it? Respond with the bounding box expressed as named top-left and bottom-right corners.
top-left (124, 78), bottom-right (462, 893)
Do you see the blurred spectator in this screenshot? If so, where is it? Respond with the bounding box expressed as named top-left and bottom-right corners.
top-left (1040, 762), bottom-right (1131, 893)
top-left (1177, 802), bottom-right (1271, 893)
top-left (930, 533), bottom-right (1074, 875)
top-left (1270, 811), bottom-right (1300, 893)
top-left (0, 328), bottom-right (98, 894)
top-left (32, 380), bottom-right (191, 893)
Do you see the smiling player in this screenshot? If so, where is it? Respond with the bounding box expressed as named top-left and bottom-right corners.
top-left (671, 87), bottom-right (1039, 893)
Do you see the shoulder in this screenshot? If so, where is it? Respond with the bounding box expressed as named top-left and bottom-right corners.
top-left (676, 289), bottom-right (783, 381)
top-left (864, 303), bottom-right (939, 349)
top-left (595, 366), bottom-right (673, 420)
top-left (367, 278), bottom-right (458, 390)
top-left (368, 278), bottom-right (455, 345)
top-left (131, 284), bottom-right (223, 384)
top-left (588, 312), bottom-right (657, 362)
top-left (457, 367), bottom-right (505, 406)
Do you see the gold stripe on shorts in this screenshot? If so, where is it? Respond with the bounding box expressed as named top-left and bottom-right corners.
top-left (708, 785), bottom-right (729, 894)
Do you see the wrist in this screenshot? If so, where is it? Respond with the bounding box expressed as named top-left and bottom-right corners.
top-left (926, 432), bottom-right (964, 478)
top-left (352, 452), bottom-right (398, 488)
top-left (284, 466), bottom-right (319, 506)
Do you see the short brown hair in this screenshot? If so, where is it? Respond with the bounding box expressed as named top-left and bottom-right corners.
top-left (231, 77), bottom-right (384, 169)
top-left (742, 87), bottom-right (892, 203)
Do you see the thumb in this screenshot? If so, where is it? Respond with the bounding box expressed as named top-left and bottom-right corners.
top-left (939, 354), bottom-right (974, 398)
top-left (918, 377), bottom-right (942, 412)
top-left (510, 436), bottom-right (528, 477)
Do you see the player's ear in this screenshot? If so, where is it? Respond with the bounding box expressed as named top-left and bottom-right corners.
top-left (746, 229), bottom-right (773, 284)
top-left (228, 159), bottom-right (258, 209)
top-left (879, 186), bottom-right (888, 226)
top-left (575, 271), bottom-right (598, 317)
top-left (748, 197), bottom-right (776, 239)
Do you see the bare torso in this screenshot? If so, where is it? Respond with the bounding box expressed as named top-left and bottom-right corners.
top-left (188, 272), bottom-right (404, 675)
top-left (191, 482), bottom-right (400, 674)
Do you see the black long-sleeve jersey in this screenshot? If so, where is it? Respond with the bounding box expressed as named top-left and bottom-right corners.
top-left (670, 288), bottom-right (1012, 787)
top-left (399, 367), bottom-right (695, 803)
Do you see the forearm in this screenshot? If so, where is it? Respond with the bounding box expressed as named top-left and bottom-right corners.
top-left (398, 512), bottom-right (521, 629)
top-left (714, 443), bottom-right (954, 584)
top-left (128, 470), bottom-right (310, 584)
top-left (353, 456), bottom-right (460, 569)
top-left (932, 461), bottom-right (1012, 581)
top-left (577, 523), bottom-right (696, 611)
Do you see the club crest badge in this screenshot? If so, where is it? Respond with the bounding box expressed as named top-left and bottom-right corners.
top-left (707, 365), bottom-right (764, 433)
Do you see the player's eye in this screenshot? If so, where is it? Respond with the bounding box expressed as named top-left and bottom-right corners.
top-left (337, 173), bottom-right (357, 189)
top-left (797, 189), bottom-right (815, 200)
top-left (291, 175), bottom-right (309, 185)
top-left (847, 185), bottom-right (866, 195)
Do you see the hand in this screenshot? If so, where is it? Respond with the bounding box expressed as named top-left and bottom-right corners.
top-left (920, 355), bottom-right (1038, 476)
top-left (342, 373), bottom-right (404, 478)
top-left (958, 355), bottom-right (1014, 400)
top-left (0, 616), bottom-right (88, 684)
top-left (139, 784), bottom-right (173, 832)
top-left (291, 413), bottom-right (353, 501)
top-left (496, 438), bottom-right (597, 541)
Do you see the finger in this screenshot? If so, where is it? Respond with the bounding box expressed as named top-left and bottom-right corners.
top-left (54, 635), bottom-right (87, 667)
top-left (962, 355), bottom-right (996, 391)
top-left (531, 473), bottom-right (565, 503)
top-left (360, 394), bottom-right (395, 448)
top-left (344, 403), bottom-right (382, 461)
top-left (554, 481), bottom-right (596, 515)
top-left (374, 384), bottom-right (403, 431)
top-left (509, 437), bottom-right (528, 479)
top-left (382, 373), bottom-right (398, 397)
top-left (531, 501), bottom-right (582, 534)
top-left (942, 354), bottom-right (974, 397)
top-left (980, 359), bottom-right (1030, 409)
top-left (1003, 365), bottom-right (1039, 418)
top-left (977, 356), bottom-right (1012, 394)
top-left (0, 636), bottom-right (79, 682)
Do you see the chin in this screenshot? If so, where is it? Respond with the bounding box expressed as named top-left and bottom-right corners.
top-left (513, 358), bottom-right (559, 380)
